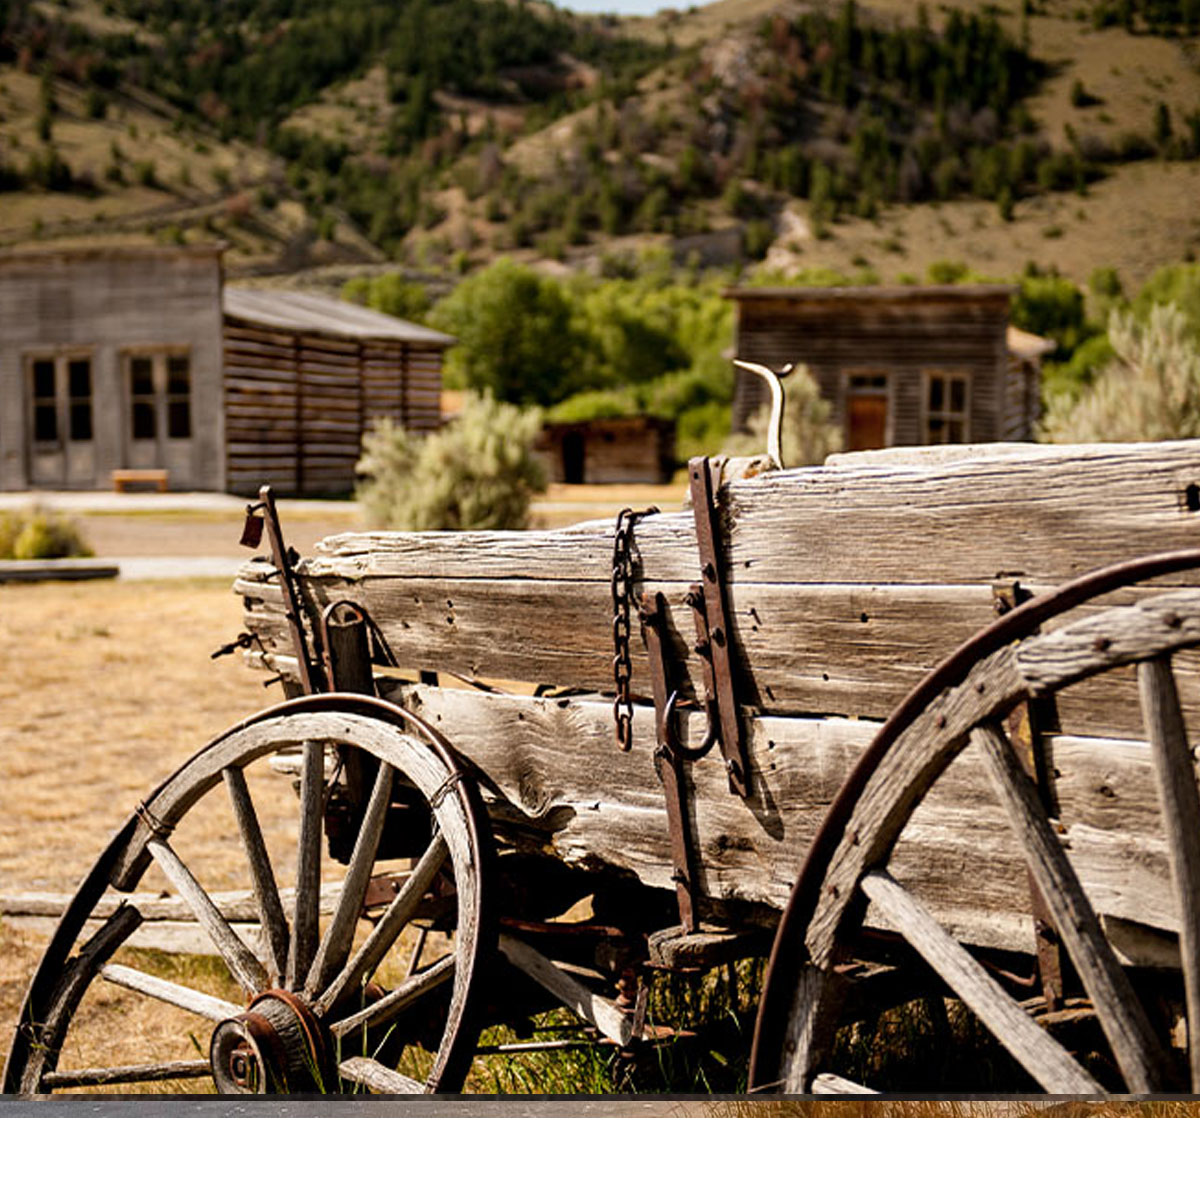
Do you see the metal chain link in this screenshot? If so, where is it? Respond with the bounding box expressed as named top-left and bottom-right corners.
top-left (611, 505), bottom-right (658, 751)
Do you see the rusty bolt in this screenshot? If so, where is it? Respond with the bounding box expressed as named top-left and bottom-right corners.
top-left (1163, 611), bottom-right (1183, 628)
top-left (1092, 636), bottom-right (1112, 652)
top-left (935, 714), bottom-right (947, 729)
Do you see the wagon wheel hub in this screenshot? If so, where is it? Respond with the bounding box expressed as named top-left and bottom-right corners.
top-left (209, 990), bottom-right (329, 1095)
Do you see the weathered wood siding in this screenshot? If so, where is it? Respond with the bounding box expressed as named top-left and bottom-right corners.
top-left (0, 246), bottom-right (225, 491)
top-left (728, 286), bottom-right (1012, 447)
top-left (223, 324), bottom-right (445, 496)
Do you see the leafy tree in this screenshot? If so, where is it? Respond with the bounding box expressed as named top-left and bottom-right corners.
top-left (430, 259), bottom-right (577, 408)
top-left (356, 399), bottom-right (546, 531)
top-left (342, 273), bottom-right (431, 323)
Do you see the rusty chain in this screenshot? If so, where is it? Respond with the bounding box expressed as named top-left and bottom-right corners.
top-left (611, 505), bottom-right (658, 751)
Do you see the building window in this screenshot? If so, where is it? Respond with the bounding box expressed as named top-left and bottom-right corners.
top-left (29, 353), bottom-right (94, 443)
top-left (130, 355), bottom-right (157, 440)
top-left (167, 354), bottom-right (191, 439)
top-left (68, 358), bottom-right (93, 442)
top-left (127, 350), bottom-right (192, 441)
top-left (31, 358), bottom-right (58, 443)
top-left (926, 372), bottom-right (969, 443)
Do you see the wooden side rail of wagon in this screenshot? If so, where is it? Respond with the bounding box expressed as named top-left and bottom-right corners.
top-left (9, 439), bottom-right (1200, 1097)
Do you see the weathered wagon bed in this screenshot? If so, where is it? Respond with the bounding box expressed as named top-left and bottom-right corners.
top-left (10, 438), bottom-right (1200, 1097)
top-left (236, 441), bottom-right (1200, 961)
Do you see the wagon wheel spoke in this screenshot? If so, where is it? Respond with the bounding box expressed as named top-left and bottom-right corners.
top-left (315, 831), bottom-right (448, 1017)
top-left (146, 838), bottom-right (270, 995)
top-left (338, 1056), bottom-right (425, 1095)
top-left (859, 869), bottom-right (1105, 1094)
top-left (1138, 655), bottom-right (1200, 1090)
top-left (287, 739), bottom-right (325, 990)
top-left (329, 954), bottom-right (456, 1041)
top-left (98, 963), bottom-right (242, 1022)
top-left (224, 765), bottom-right (289, 985)
top-left (43, 1061), bottom-right (213, 1090)
top-left (305, 763), bottom-right (395, 998)
top-left (971, 720), bottom-right (1170, 1092)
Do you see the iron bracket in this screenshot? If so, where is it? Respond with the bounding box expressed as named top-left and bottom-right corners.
top-left (241, 484), bottom-right (326, 696)
top-left (687, 456), bottom-right (751, 798)
top-left (640, 590), bottom-right (700, 933)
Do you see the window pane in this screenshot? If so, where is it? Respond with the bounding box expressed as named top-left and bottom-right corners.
top-left (70, 401), bottom-right (93, 442)
top-left (928, 417), bottom-right (944, 441)
top-left (167, 398), bottom-right (191, 439)
top-left (167, 355), bottom-right (190, 395)
top-left (132, 401), bottom-right (156, 440)
top-left (34, 404), bottom-right (58, 442)
top-left (68, 359), bottom-right (91, 399)
top-left (946, 422), bottom-right (963, 444)
top-left (33, 359), bottom-right (56, 399)
top-left (928, 376), bottom-right (944, 411)
top-left (949, 380), bottom-right (967, 413)
top-left (131, 357), bottom-right (155, 395)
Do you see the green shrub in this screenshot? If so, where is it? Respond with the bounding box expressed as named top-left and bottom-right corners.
top-left (1039, 304), bottom-right (1200, 443)
top-left (356, 398), bottom-right (547, 531)
top-left (0, 508), bottom-right (93, 559)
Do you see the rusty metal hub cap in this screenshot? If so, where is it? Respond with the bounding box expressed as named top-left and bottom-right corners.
top-left (209, 990), bottom-right (329, 1095)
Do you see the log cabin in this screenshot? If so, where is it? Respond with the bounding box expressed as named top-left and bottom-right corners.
top-left (0, 245), bottom-right (453, 495)
top-left (726, 285), bottom-right (1053, 451)
top-left (536, 415), bottom-right (676, 484)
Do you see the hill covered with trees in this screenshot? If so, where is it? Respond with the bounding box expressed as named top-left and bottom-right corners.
top-left (0, 0), bottom-right (1196, 279)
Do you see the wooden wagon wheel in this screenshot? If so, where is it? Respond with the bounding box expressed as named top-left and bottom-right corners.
top-left (3, 694), bottom-right (495, 1096)
top-left (750, 550), bottom-right (1200, 1096)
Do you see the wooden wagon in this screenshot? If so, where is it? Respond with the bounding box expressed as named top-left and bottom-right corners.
top-left (10, 437), bottom-right (1200, 1096)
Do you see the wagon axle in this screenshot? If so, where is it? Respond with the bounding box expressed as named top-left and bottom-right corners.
top-left (210, 990), bottom-right (329, 1095)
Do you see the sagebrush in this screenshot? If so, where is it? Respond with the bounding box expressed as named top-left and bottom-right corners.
top-left (1039, 302), bottom-right (1200, 442)
top-left (0, 508), bottom-right (93, 559)
top-left (356, 397), bottom-right (547, 531)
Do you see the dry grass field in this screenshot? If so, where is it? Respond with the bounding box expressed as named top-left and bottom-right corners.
top-left (0, 577), bottom-right (278, 1087)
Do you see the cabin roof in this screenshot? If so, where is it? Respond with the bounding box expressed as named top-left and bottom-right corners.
top-left (223, 286), bottom-right (455, 346)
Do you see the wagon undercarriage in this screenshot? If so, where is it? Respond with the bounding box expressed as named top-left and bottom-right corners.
top-left (10, 439), bottom-right (1200, 1096)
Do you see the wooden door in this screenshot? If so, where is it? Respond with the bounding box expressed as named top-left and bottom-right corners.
top-left (848, 393), bottom-right (888, 452)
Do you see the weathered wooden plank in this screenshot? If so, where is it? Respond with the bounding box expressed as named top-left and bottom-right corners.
top-left (358, 681), bottom-right (1181, 952)
top-left (239, 567), bottom-right (1200, 732)
top-left (859, 870), bottom-right (1105, 1095)
top-left (498, 934), bottom-right (633, 1045)
top-left (338, 1056), bottom-right (424, 1094)
top-left (309, 442), bottom-right (1200, 588)
top-left (1137, 657), bottom-right (1200, 1088)
top-left (972, 721), bottom-right (1169, 1092)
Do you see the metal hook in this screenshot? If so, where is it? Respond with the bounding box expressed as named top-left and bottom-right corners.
top-left (733, 359), bottom-right (794, 470)
top-left (663, 689), bottom-right (719, 762)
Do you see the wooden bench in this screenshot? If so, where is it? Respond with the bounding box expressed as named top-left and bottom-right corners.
top-left (111, 468), bottom-right (168, 494)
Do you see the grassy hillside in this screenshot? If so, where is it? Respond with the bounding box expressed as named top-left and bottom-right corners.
top-left (0, 0), bottom-right (1195, 286)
